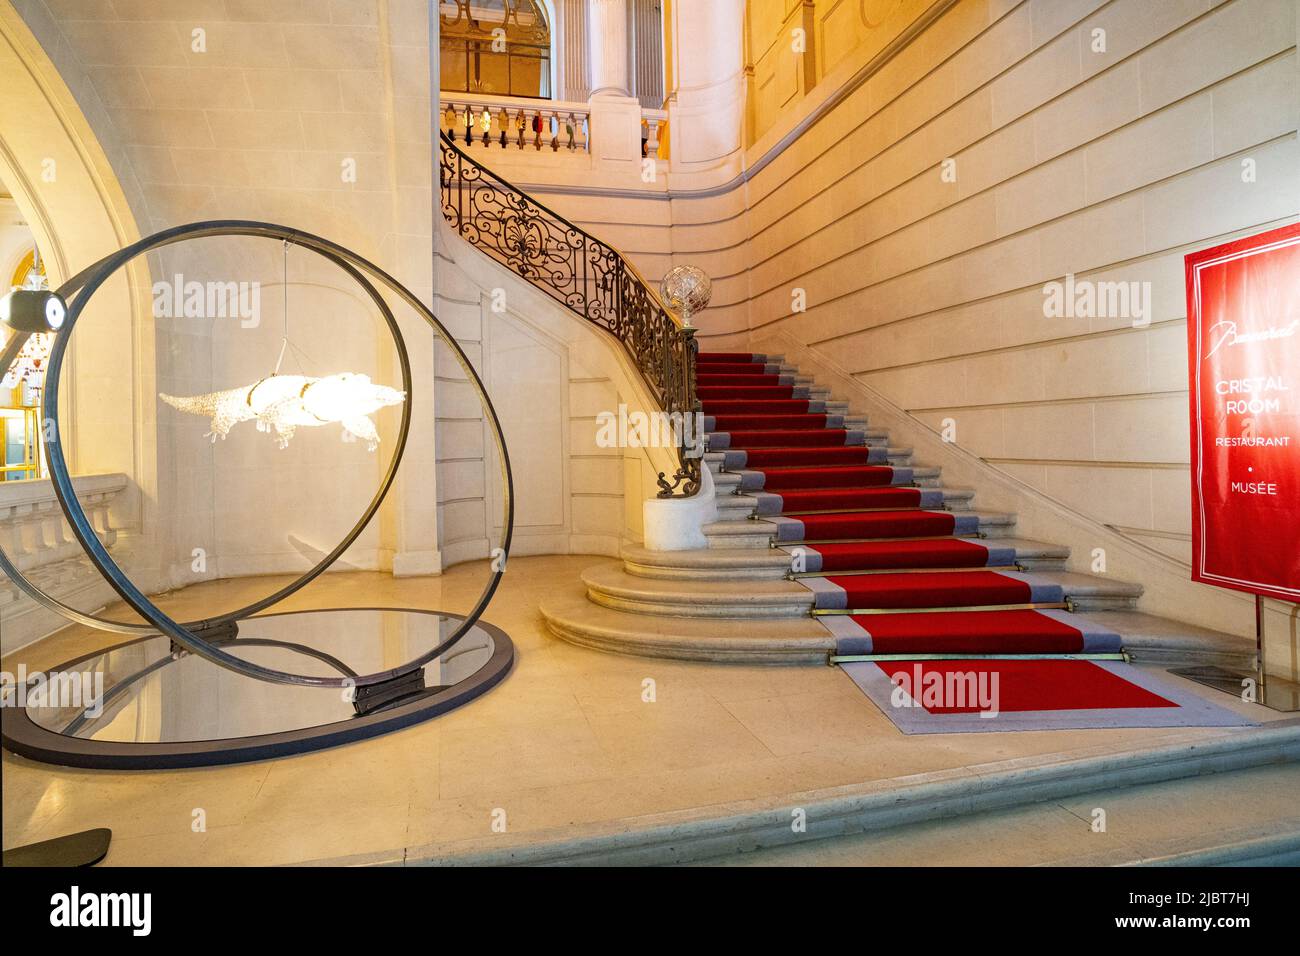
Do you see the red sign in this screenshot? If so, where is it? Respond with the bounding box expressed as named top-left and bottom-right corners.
top-left (1186, 223), bottom-right (1300, 602)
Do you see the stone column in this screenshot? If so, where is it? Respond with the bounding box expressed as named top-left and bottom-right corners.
top-left (587, 0), bottom-right (629, 96)
top-left (553, 0), bottom-right (590, 102)
top-left (585, 0), bottom-right (641, 167)
top-left (665, 0), bottom-right (745, 174)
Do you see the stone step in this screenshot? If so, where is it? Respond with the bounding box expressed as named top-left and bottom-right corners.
top-left (715, 486), bottom-right (977, 521)
top-left (705, 429), bottom-right (872, 451)
top-left (583, 564), bottom-right (813, 618)
top-left (546, 565), bottom-right (1223, 661)
top-left (698, 351), bottom-right (784, 365)
top-left (801, 568), bottom-right (1138, 612)
top-left (691, 763), bottom-right (1300, 868)
top-left (697, 352), bottom-right (779, 363)
top-left (582, 565), bottom-right (1142, 618)
top-left (1078, 610), bottom-right (1255, 670)
top-left (759, 485), bottom-right (977, 514)
top-left (714, 495), bottom-right (759, 520)
top-left (1040, 571), bottom-right (1144, 610)
top-left (540, 580), bottom-right (833, 663)
top-left (708, 458), bottom-right (920, 487)
top-left (769, 509), bottom-right (1018, 542)
top-left (702, 518), bottom-right (780, 548)
top-left (620, 536), bottom-right (1070, 581)
top-left (699, 383), bottom-right (814, 401)
top-left (782, 535), bottom-right (1071, 575)
top-left (984, 536), bottom-right (1070, 569)
top-left (703, 413), bottom-right (849, 431)
top-left (709, 469), bottom-right (743, 493)
top-left (400, 724), bottom-right (1300, 865)
top-left (703, 509), bottom-right (1015, 549)
top-left (621, 544), bottom-right (796, 580)
top-left (911, 466), bottom-right (942, 487)
top-left (704, 447), bottom-right (915, 470)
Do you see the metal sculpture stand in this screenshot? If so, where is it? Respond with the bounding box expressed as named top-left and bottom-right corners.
top-left (2, 829), bottom-right (111, 868)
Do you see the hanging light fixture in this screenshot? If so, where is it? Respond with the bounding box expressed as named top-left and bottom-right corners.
top-left (157, 241), bottom-right (405, 451)
top-left (1, 246), bottom-right (58, 390)
top-left (160, 373), bottom-right (405, 450)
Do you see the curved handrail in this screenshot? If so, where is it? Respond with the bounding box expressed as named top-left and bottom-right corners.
top-left (438, 131), bottom-right (701, 497)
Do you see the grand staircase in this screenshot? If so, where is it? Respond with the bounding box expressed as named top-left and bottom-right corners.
top-left (436, 133), bottom-right (1250, 670)
top-left (542, 351), bottom-right (1252, 667)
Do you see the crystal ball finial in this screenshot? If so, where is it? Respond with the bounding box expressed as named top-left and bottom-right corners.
top-left (659, 265), bottom-right (712, 327)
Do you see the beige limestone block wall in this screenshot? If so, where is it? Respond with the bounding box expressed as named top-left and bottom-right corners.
top-left (516, 0), bottom-right (1295, 578)
top-left (11, 0), bottom-right (442, 597)
top-left (730, 0), bottom-right (1298, 642)
top-left (463, 0), bottom-right (1299, 645)
top-left (452, 1), bottom-right (956, 356)
top-left (8, 0), bottom-right (671, 609)
top-left (746, 0), bottom-right (943, 141)
top-left (433, 214), bottom-right (687, 564)
top-left (5, 0), bottom-right (649, 621)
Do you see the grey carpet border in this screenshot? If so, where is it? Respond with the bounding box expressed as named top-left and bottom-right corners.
top-left (841, 661), bottom-right (1258, 734)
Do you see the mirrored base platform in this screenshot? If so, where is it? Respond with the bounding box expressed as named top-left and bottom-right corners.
top-left (1, 607), bottom-right (514, 769)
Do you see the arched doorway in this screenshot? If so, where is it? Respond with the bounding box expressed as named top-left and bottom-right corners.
top-left (0, 5), bottom-right (154, 651)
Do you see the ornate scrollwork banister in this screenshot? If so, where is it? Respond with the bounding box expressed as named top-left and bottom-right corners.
top-left (438, 131), bottom-right (701, 498)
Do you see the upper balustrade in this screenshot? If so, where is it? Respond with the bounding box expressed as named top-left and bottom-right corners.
top-left (441, 92), bottom-right (590, 152)
top-left (439, 91), bottom-right (668, 159)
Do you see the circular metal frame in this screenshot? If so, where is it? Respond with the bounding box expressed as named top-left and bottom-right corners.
top-left (1, 252), bottom-right (413, 637)
top-left (0, 607), bottom-right (515, 770)
top-left (2, 220), bottom-right (515, 688)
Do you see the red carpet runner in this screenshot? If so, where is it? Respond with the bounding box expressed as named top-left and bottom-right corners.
top-left (839, 657), bottom-right (1250, 732)
top-left (698, 351), bottom-right (1121, 658)
top-left (873, 660), bottom-right (1176, 713)
top-left (700, 352), bottom-right (1259, 733)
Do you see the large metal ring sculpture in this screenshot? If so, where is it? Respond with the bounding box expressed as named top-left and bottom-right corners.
top-left (0, 220), bottom-right (514, 689)
top-left (1, 241), bottom-right (413, 640)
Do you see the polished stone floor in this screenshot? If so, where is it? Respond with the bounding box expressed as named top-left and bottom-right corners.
top-left (0, 556), bottom-right (1284, 866)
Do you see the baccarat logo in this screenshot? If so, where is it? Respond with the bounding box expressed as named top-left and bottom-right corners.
top-left (1203, 316), bottom-right (1300, 360)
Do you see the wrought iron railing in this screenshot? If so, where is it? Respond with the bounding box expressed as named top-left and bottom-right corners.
top-left (438, 131), bottom-right (701, 498)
